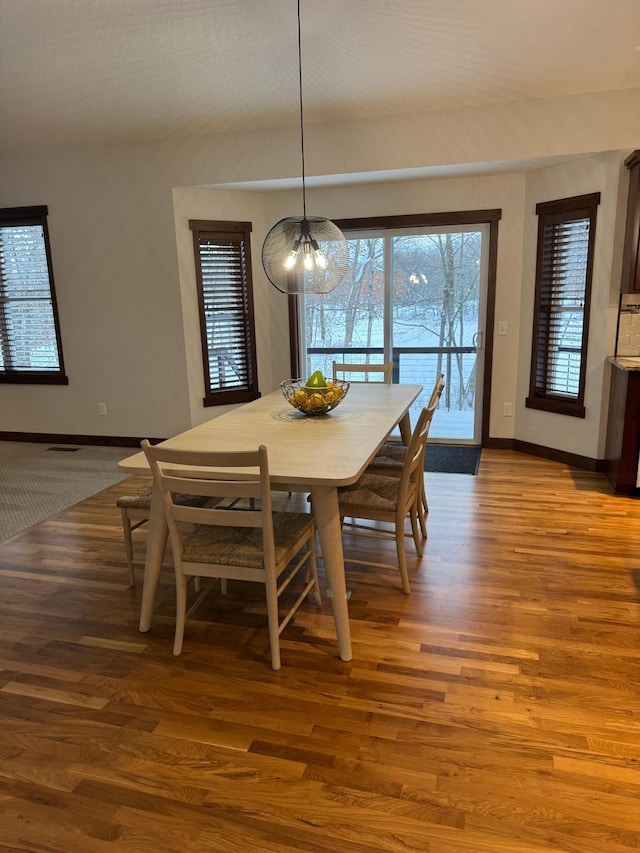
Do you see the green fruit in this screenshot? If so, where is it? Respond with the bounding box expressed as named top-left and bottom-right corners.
top-left (305, 370), bottom-right (327, 389)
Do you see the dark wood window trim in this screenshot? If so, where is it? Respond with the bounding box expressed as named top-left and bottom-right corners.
top-left (526, 193), bottom-right (600, 419)
top-left (0, 205), bottom-right (68, 385)
top-left (288, 208), bottom-right (501, 445)
top-left (620, 150), bottom-right (640, 293)
top-left (189, 219), bottom-right (260, 407)
top-left (333, 209), bottom-right (502, 232)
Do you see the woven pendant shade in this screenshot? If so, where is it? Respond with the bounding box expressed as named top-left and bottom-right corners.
top-left (262, 215), bottom-right (348, 295)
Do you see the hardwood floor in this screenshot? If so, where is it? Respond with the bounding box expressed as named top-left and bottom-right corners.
top-left (0, 449), bottom-right (639, 852)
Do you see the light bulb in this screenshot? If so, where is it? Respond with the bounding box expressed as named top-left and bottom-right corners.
top-left (314, 248), bottom-right (327, 270)
top-left (303, 245), bottom-right (314, 271)
top-left (284, 249), bottom-right (298, 270)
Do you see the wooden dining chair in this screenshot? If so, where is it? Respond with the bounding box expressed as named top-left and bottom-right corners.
top-left (116, 481), bottom-right (154, 586)
top-left (116, 480), bottom-right (212, 587)
top-left (370, 372), bottom-right (445, 449)
top-left (367, 373), bottom-right (445, 534)
top-left (141, 441), bottom-right (320, 670)
top-left (332, 359), bottom-right (406, 440)
top-left (336, 399), bottom-right (437, 594)
top-left (332, 360), bottom-right (393, 384)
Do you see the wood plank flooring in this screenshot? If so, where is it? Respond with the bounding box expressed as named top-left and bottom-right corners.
top-left (0, 449), bottom-right (639, 852)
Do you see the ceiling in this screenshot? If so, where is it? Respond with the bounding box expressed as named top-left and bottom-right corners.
top-left (1, 0), bottom-right (639, 162)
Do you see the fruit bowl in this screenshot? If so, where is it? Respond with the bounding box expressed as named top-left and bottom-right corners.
top-left (281, 378), bottom-right (350, 416)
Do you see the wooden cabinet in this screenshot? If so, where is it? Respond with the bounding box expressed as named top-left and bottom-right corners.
top-left (621, 150), bottom-right (640, 294)
top-left (604, 362), bottom-right (640, 495)
top-left (604, 151), bottom-right (640, 495)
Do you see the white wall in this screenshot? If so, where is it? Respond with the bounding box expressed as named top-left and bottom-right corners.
top-left (515, 151), bottom-right (628, 459)
top-left (0, 88), bottom-right (637, 445)
top-left (172, 186), bottom-right (286, 427)
top-left (259, 172), bottom-right (527, 440)
top-left (176, 156), bottom-right (623, 455)
top-left (0, 145), bottom-right (194, 439)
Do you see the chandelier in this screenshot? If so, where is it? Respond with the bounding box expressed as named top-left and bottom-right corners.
top-left (261, 0), bottom-right (348, 295)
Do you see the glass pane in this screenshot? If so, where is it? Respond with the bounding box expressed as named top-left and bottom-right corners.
top-left (0, 225), bottom-right (49, 295)
top-left (391, 231), bottom-right (482, 439)
top-left (391, 231), bottom-right (481, 357)
top-left (303, 235), bottom-right (384, 379)
top-left (300, 225), bottom-right (486, 442)
top-left (545, 309), bottom-right (583, 397)
top-left (4, 300), bottom-right (59, 370)
top-left (396, 350), bottom-right (478, 439)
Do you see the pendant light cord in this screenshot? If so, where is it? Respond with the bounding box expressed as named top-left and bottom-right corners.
top-left (296, 0), bottom-right (307, 219)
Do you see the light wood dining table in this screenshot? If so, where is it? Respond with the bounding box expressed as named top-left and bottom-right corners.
top-left (118, 382), bottom-right (422, 662)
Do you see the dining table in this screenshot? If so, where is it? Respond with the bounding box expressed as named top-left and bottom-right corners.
top-left (118, 381), bottom-right (422, 662)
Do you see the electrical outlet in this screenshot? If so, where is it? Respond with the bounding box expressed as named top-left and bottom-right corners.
top-left (98, 402), bottom-right (107, 416)
top-left (498, 320), bottom-right (508, 336)
top-left (503, 402), bottom-right (513, 417)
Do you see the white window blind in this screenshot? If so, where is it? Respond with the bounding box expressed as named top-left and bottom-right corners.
top-left (0, 207), bottom-right (66, 383)
top-left (190, 220), bottom-right (259, 406)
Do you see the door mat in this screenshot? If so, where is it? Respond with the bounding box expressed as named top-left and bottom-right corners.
top-left (424, 445), bottom-right (481, 475)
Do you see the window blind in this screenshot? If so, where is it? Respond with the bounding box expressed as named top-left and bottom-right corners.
top-left (0, 206), bottom-right (66, 383)
top-left (527, 193), bottom-right (599, 417)
top-left (535, 216), bottom-right (590, 399)
top-left (190, 220), bottom-right (259, 406)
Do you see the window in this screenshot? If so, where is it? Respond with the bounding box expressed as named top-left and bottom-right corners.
top-left (526, 193), bottom-right (599, 418)
top-left (190, 219), bottom-right (259, 406)
top-left (0, 205), bottom-right (67, 384)
top-left (294, 209), bottom-right (501, 442)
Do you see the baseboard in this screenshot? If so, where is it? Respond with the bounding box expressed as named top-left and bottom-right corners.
top-left (0, 430), bottom-right (605, 474)
top-left (484, 438), bottom-right (513, 451)
top-left (0, 432), bottom-right (165, 448)
top-left (484, 436), bottom-right (602, 472)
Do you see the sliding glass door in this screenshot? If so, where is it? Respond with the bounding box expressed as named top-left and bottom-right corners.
top-left (300, 223), bottom-right (489, 444)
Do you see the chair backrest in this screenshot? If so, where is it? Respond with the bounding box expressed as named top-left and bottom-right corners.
top-left (332, 361), bottom-right (393, 384)
top-left (398, 400), bottom-right (438, 508)
top-left (141, 441), bottom-right (276, 572)
top-left (428, 373), bottom-right (445, 409)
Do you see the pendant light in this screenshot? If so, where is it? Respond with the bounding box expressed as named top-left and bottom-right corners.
top-left (261, 0), bottom-right (348, 295)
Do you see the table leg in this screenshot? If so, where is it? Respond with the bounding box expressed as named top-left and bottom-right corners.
top-left (139, 486), bottom-right (168, 632)
top-left (398, 411), bottom-right (411, 445)
top-left (310, 484), bottom-right (352, 662)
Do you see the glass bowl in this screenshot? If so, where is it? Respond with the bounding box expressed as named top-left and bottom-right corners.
top-left (281, 378), bottom-right (350, 416)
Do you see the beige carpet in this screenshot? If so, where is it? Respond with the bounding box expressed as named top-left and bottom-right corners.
top-left (0, 441), bottom-right (132, 542)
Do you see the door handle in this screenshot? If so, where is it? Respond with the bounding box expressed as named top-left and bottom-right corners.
top-left (472, 331), bottom-right (483, 350)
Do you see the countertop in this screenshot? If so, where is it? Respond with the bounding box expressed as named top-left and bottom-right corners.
top-left (608, 356), bottom-right (640, 371)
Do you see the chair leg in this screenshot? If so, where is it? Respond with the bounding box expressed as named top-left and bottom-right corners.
top-left (410, 506), bottom-right (424, 557)
top-left (173, 574), bottom-right (188, 656)
top-left (221, 578), bottom-right (228, 595)
top-left (417, 506), bottom-right (427, 539)
top-left (264, 576), bottom-right (281, 671)
top-left (395, 521), bottom-right (411, 595)
top-left (418, 476), bottom-right (428, 537)
top-left (307, 536), bottom-right (321, 606)
top-left (121, 508), bottom-right (136, 587)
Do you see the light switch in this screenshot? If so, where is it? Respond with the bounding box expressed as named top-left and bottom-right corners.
top-left (498, 320), bottom-right (508, 336)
